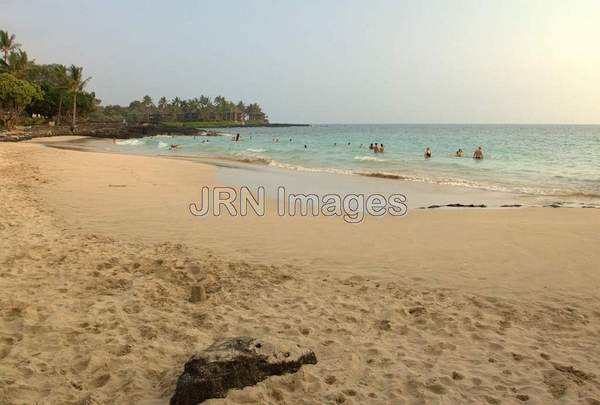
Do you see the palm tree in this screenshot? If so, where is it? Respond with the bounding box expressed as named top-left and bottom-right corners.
top-left (142, 95), bottom-right (154, 122)
top-left (158, 96), bottom-right (168, 111)
top-left (67, 65), bottom-right (91, 129)
top-left (171, 97), bottom-right (183, 121)
top-left (199, 95), bottom-right (211, 120)
top-left (53, 65), bottom-right (69, 125)
top-left (246, 103), bottom-right (264, 121)
top-left (214, 96), bottom-right (228, 120)
top-left (0, 30), bottom-right (20, 64)
top-left (3, 49), bottom-right (31, 78)
top-left (157, 96), bottom-right (168, 120)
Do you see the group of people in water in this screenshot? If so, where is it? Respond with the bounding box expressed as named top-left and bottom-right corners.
top-left (425, 145), bottom-right (485, 160)
top-left (368, 143), bottom-right (385, 153)
top-left (150, 132), bottom-right (485, 160)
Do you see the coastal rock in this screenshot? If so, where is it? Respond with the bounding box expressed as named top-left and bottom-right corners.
top-left (0, 132), bottom-right (32, 142)
top-left (170, 337), bottom-right (317, 405)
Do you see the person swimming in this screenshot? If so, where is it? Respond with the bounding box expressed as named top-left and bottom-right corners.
top-left (369, 143), bottom-right (374, 150)
top-left (169, 144), bottom-right (180, 151)
top-left (379, 143), bottom-right (385, 153)
top-left (473, 145), bottom-right (484, 160)
top-left (455, 148), bottom-right (464, 157)
top-left (424, 147), bottom-right (432, 158)
top-left (235, 133), bottom-right (240, 142)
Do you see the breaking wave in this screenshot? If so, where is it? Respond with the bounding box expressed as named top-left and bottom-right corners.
top-left (116, 139), bottom-right (145, 146)
top-left (354, 155), bottom-right (387, 162)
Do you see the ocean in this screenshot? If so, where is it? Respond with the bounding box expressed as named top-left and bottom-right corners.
top-left (113, 124), bottom-right (600, 202)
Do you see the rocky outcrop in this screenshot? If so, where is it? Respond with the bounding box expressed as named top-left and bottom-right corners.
top-left (1, 122), bottom-right (202, 141)
top-left (1, 122), bottom-right (309, 142)
top-left (0, 133), bottom-right (32, 142)
top-left (170, 337), bottom-right (317, 405)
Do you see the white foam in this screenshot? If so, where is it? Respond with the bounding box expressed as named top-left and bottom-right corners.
top-left (268, 161), bottom-right (354, 176)
top-left (116, 139), bottom-right (144, 146)
top-left (354, 155), bottom-right (387, 162)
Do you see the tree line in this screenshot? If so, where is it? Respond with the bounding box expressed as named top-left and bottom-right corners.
top-left (101, 95), bottom-right (267, 124)
top-left (0, 30), bottom-right (94, 130)
top-left (0, 29), bottom-right (268, 130)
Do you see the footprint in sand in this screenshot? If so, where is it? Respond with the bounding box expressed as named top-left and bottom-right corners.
top-left (92, 373), bottom-right (111, 388)
top-left (451, 371), bottom-right (464, 381)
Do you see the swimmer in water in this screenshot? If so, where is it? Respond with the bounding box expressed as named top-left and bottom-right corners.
top-left (455, 148), bottom-right (464, 157)
top-left (424, 147), bottom-right (432, 159)
top-left (473, 145), bottom-right (484, 160)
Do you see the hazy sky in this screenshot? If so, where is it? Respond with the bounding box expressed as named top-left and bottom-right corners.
top-left (3, 0), bottom-right (600, 123)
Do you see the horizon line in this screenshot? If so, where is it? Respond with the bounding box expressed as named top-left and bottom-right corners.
top-left (286, 122), bottom-right (600, 126)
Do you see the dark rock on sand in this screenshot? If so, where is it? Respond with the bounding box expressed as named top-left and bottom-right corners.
top-left (427, 203), bottom-right (487, 209)
top-left (445, 203), bottom-right (487, 208)
top-left (170, 336), bottom-right (317, 405)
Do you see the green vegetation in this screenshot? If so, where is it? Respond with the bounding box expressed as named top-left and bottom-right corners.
top-left (66, 65), bottom-right (92, 127)
top-left (0, 31), bottom-right (20, 64)
top-left (163, 120), bottom-right (268, 128)
top-left (0, 29), bottom-right (97, 129)
top-left (99, 95), bottom-right (267, 126)
top-left (0, 73), bottom-right (42, 129)
top-left (0, 29), bottom-right (269, 131)
top-left (25, 64), bottom-right (97, 125)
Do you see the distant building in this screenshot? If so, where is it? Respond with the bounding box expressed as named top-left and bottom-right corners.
top-left (231, 108), bottom-right (246, 123)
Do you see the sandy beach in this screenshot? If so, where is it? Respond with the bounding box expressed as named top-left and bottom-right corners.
top-left (1, 138), bottom-right (600, 404)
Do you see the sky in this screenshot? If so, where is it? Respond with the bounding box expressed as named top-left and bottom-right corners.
top-left (2, 0), bottom-right (600, 124)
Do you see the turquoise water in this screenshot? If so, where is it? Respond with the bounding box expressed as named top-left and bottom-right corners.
top-left (114, 124), bottom-right (600, 200)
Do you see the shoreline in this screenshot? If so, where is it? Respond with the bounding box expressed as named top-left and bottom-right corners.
top-left (32, 135), bottom-right (600, 210)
